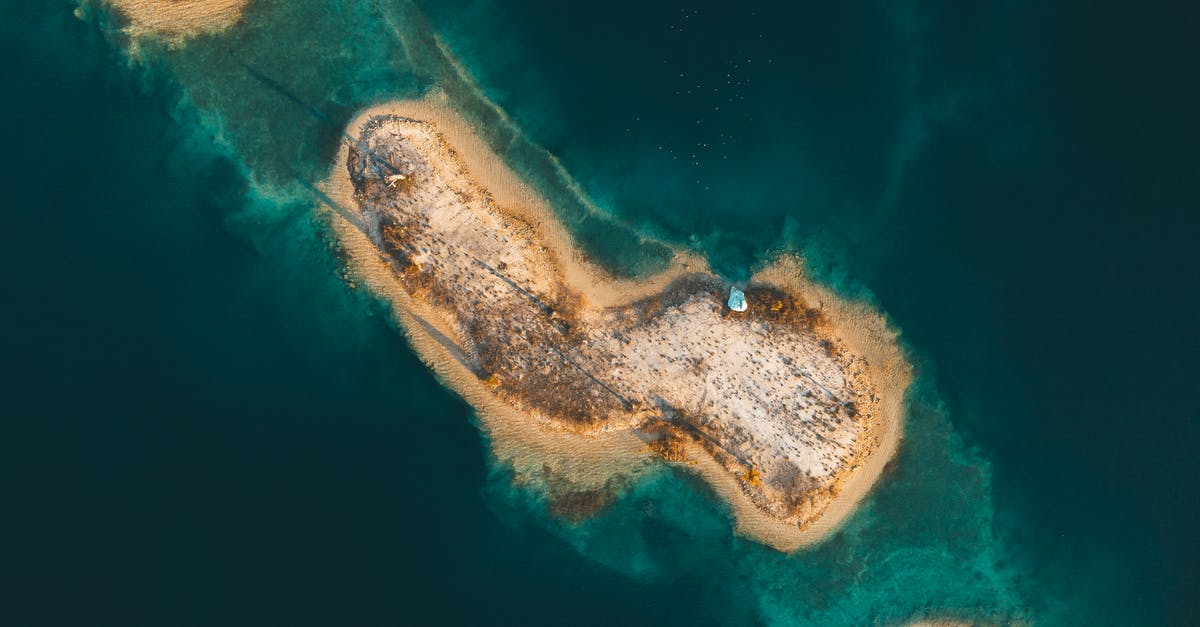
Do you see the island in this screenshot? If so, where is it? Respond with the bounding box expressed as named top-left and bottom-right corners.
top-left (324, 95), bottom-right (912, 551)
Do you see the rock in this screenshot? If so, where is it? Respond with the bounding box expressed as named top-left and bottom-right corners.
top-left (728, 286), bottom-right (747, 312)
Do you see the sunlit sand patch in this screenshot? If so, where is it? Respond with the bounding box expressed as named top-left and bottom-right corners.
top-left (323, 93), bottom-right (912, 551)
top-left (99, 0), bottom-right (251, 41)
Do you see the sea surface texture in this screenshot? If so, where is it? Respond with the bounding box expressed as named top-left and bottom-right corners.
top-left (3, 1), bottom-right (1198, 625)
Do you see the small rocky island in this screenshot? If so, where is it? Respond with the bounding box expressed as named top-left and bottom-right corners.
top-left (326, 101), bottom-right (910, 550)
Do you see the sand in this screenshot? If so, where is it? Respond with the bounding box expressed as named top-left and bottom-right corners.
top-left (102, 0), bottom-right (251, 40)
top-left (322, 91), bottom-right (912, 551)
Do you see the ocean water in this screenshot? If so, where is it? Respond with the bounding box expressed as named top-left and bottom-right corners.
top-left (3, 1), bottom-right (1198, 625)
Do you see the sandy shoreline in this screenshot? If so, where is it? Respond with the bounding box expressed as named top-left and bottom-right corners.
top-left (323, 92), bottom-right (912, 551)
top-left (101, 0), bottom-right (252, 40)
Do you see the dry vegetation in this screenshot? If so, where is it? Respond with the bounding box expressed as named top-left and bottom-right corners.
top-left (340, 114), bottom-right (887, 532)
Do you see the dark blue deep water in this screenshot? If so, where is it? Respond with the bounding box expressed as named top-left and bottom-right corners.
top-left (2, 1), bottom-right (1198, 624)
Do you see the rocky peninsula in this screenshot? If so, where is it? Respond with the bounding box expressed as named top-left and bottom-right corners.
top-left (324, 97), bottom-right (911, 551)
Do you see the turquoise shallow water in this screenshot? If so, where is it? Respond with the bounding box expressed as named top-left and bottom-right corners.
top-left (3, 1), bottom-right (1198, 624)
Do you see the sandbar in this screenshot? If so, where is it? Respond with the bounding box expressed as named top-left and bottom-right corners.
top-left (102, 0), bottom-right (251, 40)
